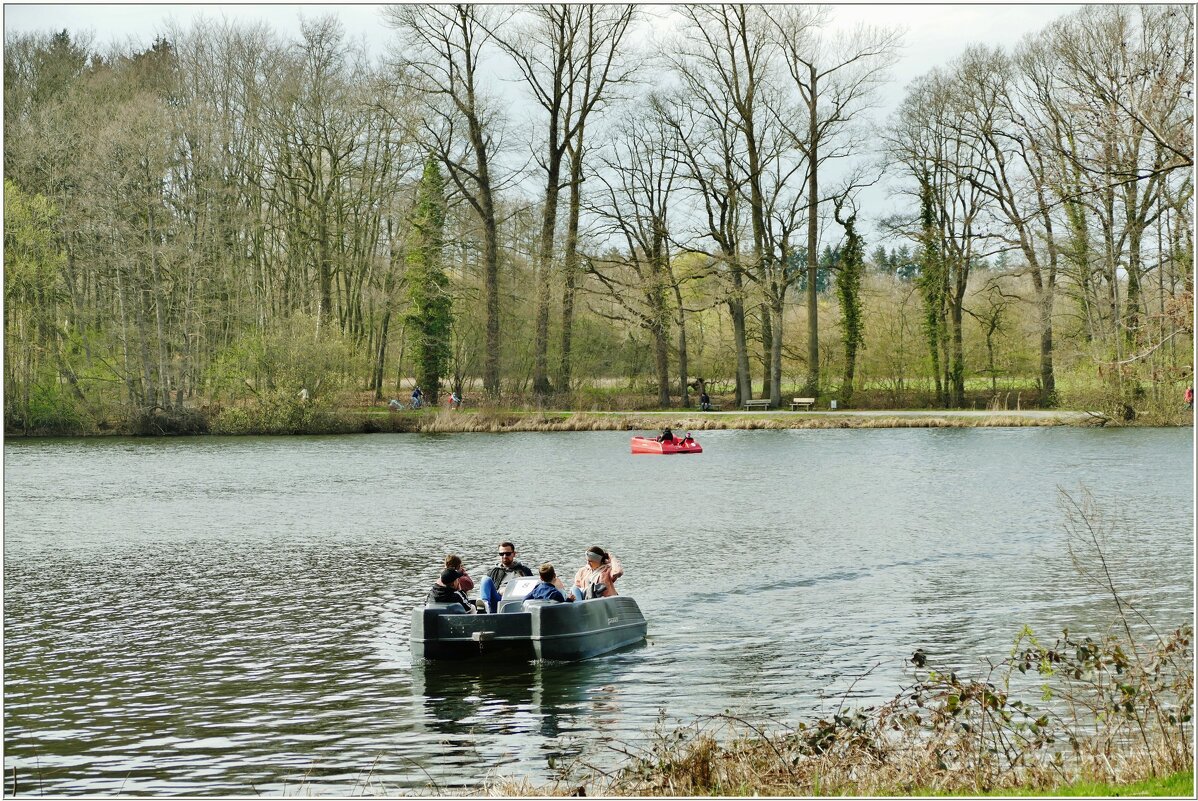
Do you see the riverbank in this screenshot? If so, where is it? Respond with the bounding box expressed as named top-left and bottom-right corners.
top-left (8, 404), bottom-right (1166, 438)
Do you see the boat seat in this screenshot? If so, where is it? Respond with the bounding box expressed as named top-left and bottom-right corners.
top-left (422, 601), bottom-right (470, 617)
top-left (497, 598), bottom-right (530, 614)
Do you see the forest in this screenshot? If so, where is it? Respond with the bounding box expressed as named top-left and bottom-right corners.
top-left (3, 4), bottom-right (1193, 435)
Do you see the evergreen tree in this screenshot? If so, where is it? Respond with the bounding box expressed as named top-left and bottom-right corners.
top-left (797, 247), bottom-right (833, 294)
top-left (916, 173), bottom-right (947, 405)
top-left (835, 211), bottom-right (865, 405)
top-left (405, 156), bottom-right (451, 405)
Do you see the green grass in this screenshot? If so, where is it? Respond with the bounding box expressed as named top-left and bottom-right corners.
top-left (917, 770), bottom-right (1193, 797)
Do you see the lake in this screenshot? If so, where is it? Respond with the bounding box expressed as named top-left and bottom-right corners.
top-left (3, 428), bottom-right (1193, 795)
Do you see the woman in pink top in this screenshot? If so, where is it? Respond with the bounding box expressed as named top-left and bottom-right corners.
top-left (570, 545), bottom-right (624, 601)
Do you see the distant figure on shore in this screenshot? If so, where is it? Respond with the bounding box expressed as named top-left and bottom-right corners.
top-left (411, 385), bottom-right (423, 409)
top-left (449, 390), bottom-right (462, 409)
top-left (571, 546), bottom-right (623, 601)
top-left (388, 398), bottom-right (403, 411)
top-left (298, 387), bottom-right (310, 403)
top-left (700, 391), bottom-right (711, 411)
top-left (480, 541), bottom-right (534, 613)
top-left (1185, 385), bottom-right (1194, 410)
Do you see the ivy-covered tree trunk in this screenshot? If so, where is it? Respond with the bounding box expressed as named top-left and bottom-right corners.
top-left (406, 157), bottom-right (450, 406)
top-left (834, 211), bottom-right (865, 407)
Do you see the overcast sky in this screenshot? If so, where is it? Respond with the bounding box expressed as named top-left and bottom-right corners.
top-left (4, 3), bottom-right (1082, 245)
top-left (3, 3), bottom-right (1080, 92)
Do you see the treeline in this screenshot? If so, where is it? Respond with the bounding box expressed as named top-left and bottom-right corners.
top-left (3, 5), bottom-right (1193, 434)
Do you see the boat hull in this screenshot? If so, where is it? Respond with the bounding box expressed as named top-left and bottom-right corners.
top-left (630, 436), bottom-right (702, 454)
top-left (411, 596), bottom-right (647, 662)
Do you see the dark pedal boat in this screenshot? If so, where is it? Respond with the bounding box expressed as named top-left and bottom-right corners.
top-left (411, 580), bottom-right (647, 662)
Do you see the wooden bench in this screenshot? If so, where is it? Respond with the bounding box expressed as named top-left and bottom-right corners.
top-left (789, 397), bottom-right (816, 411)
top-left (742, 399), bottom-right (772, 411)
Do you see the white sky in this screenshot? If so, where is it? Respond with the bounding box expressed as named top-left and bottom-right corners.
top-left (4, 3), bottom-right (1082, 247)
top-left (3, 3), bottom-right (1080, 90)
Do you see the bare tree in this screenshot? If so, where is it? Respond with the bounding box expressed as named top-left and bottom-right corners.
top-left (491, 4), bottom-right (637, 397)
top-left (585, 104), bottom-right (679, 406)
top-left (769, 7), bottom-right (902, 397)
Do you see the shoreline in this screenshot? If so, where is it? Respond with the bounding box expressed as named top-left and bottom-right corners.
top-left (2, 407), bottom-right (1154, 438)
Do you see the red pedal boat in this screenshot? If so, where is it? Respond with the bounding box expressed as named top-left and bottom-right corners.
top-left (630, 435), bottom-right (702, 454)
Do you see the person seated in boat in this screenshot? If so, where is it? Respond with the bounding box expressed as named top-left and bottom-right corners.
top-left (443, 554), bottom-right (474, 594)
top-left (657, 427), bottom-right (675, 443)
top-left (525, 563), bottom-right (574, 604)
top-left (569, 546), bottom-right (624, 601)
top-left (427, 568), bottom-right (473, 612)
top-left (480, 540), bottom-right (534, 613)
top-left (682, 431), bottom-right (695, 446)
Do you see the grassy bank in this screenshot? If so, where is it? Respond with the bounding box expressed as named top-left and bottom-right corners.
top-left (6, 404), bottom-right (1154, 438)
top-left (921, 769), bottom-right (1193, 796)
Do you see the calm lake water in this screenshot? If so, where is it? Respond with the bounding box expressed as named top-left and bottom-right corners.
top-left (3, 428), bottom-right (1193, 795)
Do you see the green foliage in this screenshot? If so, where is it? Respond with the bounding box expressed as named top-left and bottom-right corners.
top-left (793, 247), bottom-right (831, 294)
top-left (3, 179), bottom-right (65, 311)
top-left (405, 155), bottom-right (451, 403)
top-left (835, 214), bottom-right (866, 405)
top-left (3, 369), bottom-right (89, 434)
top-left (916, 174), bottom-right (947, 399)
top-left (208, 314), bottom-right (365, 406)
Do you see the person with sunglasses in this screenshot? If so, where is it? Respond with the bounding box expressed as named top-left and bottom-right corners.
top-left (479, 541), bottom-right (534, 613)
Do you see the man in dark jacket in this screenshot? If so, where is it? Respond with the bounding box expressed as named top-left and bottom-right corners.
top-left (480, 540), bottom-right (534, 613)
top-left (427, 568), bottom-right (472, 612)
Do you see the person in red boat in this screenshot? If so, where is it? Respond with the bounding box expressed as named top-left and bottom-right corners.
top-left (569, 546), bottom-right (624, 601)
top-left (682, 431), bottom-right (695, 447)
top-left (657, 427), bottom-right (675, 443)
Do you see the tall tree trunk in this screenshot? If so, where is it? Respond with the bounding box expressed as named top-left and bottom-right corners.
top-left (805, 65), bottom-right (820, 397)
top-left (759, 300), bottom-right (772, 401)
top-left (770, 294), bottom-right (784, 407)
top-left (532, 146), bottom-right (564, 396)
top-left (557, 131), bottom-right (584, 392)
top-left (729, 266), bottom-right (751, 405)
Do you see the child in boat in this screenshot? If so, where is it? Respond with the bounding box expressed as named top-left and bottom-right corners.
top-left (428, 568), bottom-right (473, 612)
top-left (525, 563), bottom-right (573, 603)
top-left (570, 546), bottom-right (624, 601)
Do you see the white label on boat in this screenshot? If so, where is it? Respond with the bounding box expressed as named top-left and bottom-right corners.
top-left (504, 577), bottom-right (539, 600)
